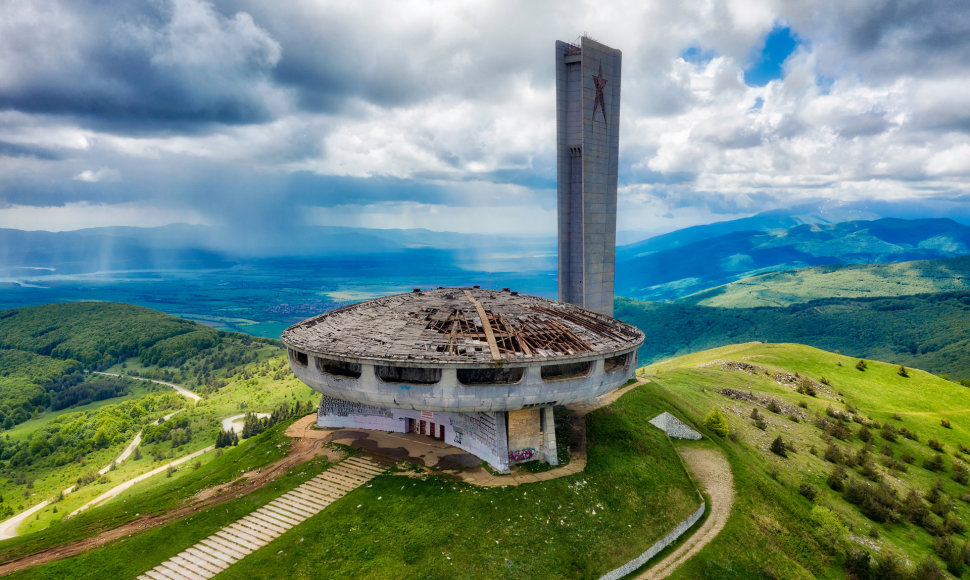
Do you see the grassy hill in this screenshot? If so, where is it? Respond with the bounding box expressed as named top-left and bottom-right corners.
top-left (641, 342), bottom-right (970, 578)
top-left (616, 291), bottom-right (970, 381)
top-left (3, 380), bottom-right (701, 578)
top-left (0, 302), bottom-right (281, 430)
top-left (680, 254), bottom-right (970, 308)
top-left (616, 218), bottom-right (970, 301)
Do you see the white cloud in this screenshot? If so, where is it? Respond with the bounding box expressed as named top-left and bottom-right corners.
top-left (72, 167), bottom-right (120, 182)
top-left (0, 202), bottom-right (209, 231)
top-left (1, 0), bottom-right (969, 236)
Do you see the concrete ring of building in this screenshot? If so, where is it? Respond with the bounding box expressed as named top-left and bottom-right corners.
top-left (282, 287), bottom-right (644, 413)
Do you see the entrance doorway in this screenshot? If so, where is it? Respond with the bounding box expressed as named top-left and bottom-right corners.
top-left (407, 418), bottom-right (444, 439)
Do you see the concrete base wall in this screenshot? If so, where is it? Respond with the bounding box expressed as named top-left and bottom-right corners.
top-left (317, 395), bottom-right (512, 472)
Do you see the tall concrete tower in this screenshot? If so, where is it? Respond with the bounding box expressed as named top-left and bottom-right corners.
top-left (556, 37), bottom-right (621, 317)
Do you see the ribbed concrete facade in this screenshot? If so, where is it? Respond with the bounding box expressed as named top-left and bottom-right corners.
top-left (556, 37), bottom-right (622, 317)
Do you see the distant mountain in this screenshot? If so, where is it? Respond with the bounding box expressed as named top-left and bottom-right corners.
top-left (614, 218), bottom-right (970, 301)
top-left (680, 254), bottom-right (970, 308)
top-left (614, 291), bottom-right (970, 380)
top-left (0, 225), bottom-right (557, 278)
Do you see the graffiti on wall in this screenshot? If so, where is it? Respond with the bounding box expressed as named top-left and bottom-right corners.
top-left (318, 395), bottom-right (392, 418)
top-left (508, 448), bottom-right (536, 463)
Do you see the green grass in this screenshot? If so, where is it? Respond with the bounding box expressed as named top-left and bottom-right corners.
top-left (12, 387), bottom-right (701, 579)
top-left (210, 388), bottom-right (699, 579)
top-left (679, 254), bottom-right (970, 309)
top-left (0, 355), bottom-right (318, 538)
top-left (0, 420), bottom-right (302, 566)
top-left (638, 343), bottom-right (970, 578)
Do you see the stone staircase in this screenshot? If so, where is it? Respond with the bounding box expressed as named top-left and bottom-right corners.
top-left (137, 456), bottom-right (386, 580)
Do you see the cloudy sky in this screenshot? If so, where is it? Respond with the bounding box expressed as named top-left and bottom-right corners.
top-left (1, 0), bottom-right (968, 239)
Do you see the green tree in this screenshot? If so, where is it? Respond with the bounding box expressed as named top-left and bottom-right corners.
top-left (704, 407), bottom-right (729, 437)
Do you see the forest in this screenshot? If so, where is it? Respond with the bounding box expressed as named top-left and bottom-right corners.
top-left (0, 303), bottom-right (282, 430)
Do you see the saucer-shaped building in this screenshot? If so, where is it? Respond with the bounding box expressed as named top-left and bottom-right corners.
top-left (283, 287), bottom-right (644, 471)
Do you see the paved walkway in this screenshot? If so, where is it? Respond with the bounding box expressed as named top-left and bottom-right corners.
top-left (635, 447), bottom-right (734, 580)
top-left (136, 456), bottom-right (386, 580)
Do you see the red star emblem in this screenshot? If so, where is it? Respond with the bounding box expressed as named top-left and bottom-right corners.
top-left (592, 63), bottom-right (608, 123)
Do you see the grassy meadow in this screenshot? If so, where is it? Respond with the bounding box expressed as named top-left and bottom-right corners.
top-left (643, 343), bottom-right (970, 578)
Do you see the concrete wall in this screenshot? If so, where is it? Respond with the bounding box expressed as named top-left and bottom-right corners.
top-left (598, 503), bottom-right (706, 580)
top-left (290, 348), bottom-right (639, 413)
top-left (317, 395), bottom-right (512, 471)
top-left (557, 38), bottom-right (621, 317)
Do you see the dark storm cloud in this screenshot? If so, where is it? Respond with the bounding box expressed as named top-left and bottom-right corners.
top-left (0, 141), bottom-right (64, 161)
top-left (806, 0), bottom-right (970, 79)
top-left (0, 0), bottom-right (283, 131)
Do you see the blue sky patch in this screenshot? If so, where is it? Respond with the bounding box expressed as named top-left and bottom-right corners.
top-left (681, 46), bottom-right (717, 66)
top-left (744, 25), bottom-right (800, 86)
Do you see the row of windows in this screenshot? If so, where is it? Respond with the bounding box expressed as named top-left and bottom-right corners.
top-left (288, 350), bottom-right (630, 385)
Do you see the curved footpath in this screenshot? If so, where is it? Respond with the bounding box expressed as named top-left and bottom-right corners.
top-left (0, 372), bottom-right (204, 540)
top-left (94, 372), bottom-right (202, 402)
top-left (635, 447), bottom-right (734, 580)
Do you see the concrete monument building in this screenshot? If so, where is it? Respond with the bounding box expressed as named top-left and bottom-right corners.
top-left (282, 38), bottom-right (635, 472)
top-left (283, 288), bottom-right (643, 471)
top-left (556, 37), bottom-right (622, 317)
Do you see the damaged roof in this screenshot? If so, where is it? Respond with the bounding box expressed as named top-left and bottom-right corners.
top-left (282, 287), bottom-right (644, 365)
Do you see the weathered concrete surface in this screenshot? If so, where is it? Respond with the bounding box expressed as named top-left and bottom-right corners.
top-left (557, 37), bottom-right (622, 317)
top-left (649, 412), bottom-right (702, 440)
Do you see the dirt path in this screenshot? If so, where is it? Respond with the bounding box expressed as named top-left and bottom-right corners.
top-left (94, 372), bottom-right (202, 402)
top-left (635, 447), bottom-right (734, 580)
top-left (0, 431), bottom-right (343, 576)
top-left (0, 410), bottom-right (183, 541)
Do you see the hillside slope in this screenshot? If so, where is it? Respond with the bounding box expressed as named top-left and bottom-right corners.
top-left (680, 254), bottom-right (970, 308)
top-left (615, 218), bottom-right (970, 301)
top-left (615, 291), bottom-right (970, 380)
top-left (0, 303), bottom-right (279, 430)
top-left (642, 343), bottom-right (970, 579)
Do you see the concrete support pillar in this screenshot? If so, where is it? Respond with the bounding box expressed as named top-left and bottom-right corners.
top-left (542, 405), bottom-right (559, 466)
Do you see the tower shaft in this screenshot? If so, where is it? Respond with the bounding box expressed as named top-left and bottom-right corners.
top-left (556, 37), bottom-right (621, 317)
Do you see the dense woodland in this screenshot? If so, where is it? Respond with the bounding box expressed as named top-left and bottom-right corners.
top-left (617, 290), bottom-right (970, 381)
top-left (0, 303), bottom-right (281, 430)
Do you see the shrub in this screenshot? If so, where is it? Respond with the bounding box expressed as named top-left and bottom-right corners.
top-left (767, 399), bottom-right (782, 414)
top-left (819, 376), bottom-right (831, 386)
top-left (954, 462), bottom-right (969, 485)
top-left (828, 464), bottom-right (847, 492)
top-left (858, 425), bottom-right (872, 443)
top-left (892, 412), bottom-right (902, 421)
top-left (799, 483), bottom-right (818, 502)
top-left (899, 426), bottom-right (918, 441)
top-left (924, 454), bottom-right (946, 472)
top-left (771, 436), bottom-right (788, 458)
top-left (897, 365), bottom-right (908, 377)
top-left (903, 489), bottom-right (929, 526)
top-left (913, 557), bottom-right (945, 580)
top-left (901, 452), bottom-right (915, 464)
top-left (824, 444), bottom-right (844, 464)
top-left (880, 423), bottom-right (898, 442)
top-left (704, 407), bottom-right (729, 437)
top-left (844, 549), bottom-right (872, 580)
top-left (933, 535), bottom-right (965, 577)
top-left (873, 551), bottom-right (907, 580)
top-left (856, 359), bottom-right (868, 371)
top-left (929, 439), bottom-right (944, 452)
top-left (941, 418), bottom-right (952, 429)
